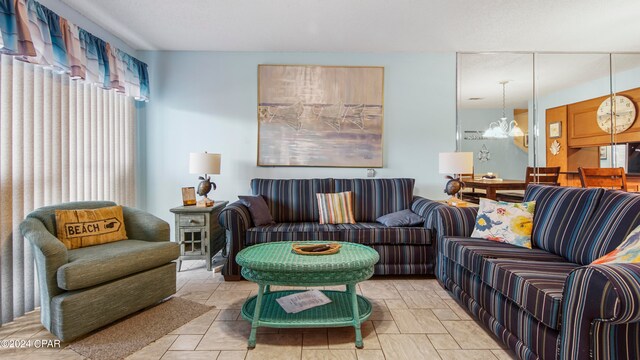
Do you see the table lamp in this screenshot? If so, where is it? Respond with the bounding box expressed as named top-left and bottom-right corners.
top-left (439, 152), bottom-right (474, 203)
top-left (189, 152), bottom-right (221, 207)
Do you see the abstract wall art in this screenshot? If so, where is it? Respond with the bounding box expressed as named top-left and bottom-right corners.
top-left (257, 65), bottom-right (384, 167)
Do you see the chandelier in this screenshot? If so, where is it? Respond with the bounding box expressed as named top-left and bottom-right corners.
top-left (483, 81), bottom-right (524, 139)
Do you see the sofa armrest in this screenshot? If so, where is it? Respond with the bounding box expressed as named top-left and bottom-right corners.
top-left (122, 206), bottom-right (170, 242)
top-left (410, 196), bottom-right (446, 229)
top-left (560, 263), bottom-right (640, 359)
top-left (218, 201), bottom-right (254, 280)
top-left (20, 218), bottom-right (68, 328)
top-left (434, 205), bottom-right (478, 240)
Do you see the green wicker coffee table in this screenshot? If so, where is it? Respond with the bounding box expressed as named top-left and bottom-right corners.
top-left (236, 241), bottom-right (379, 349)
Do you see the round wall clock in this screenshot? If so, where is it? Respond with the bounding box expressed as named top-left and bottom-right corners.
top-left (597, 95), bottom-right (636, 134)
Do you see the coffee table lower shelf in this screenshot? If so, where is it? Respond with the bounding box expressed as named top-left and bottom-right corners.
top-left (241, 290), bottom-right (372, 343)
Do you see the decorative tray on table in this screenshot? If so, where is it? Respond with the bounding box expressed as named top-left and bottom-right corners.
top-left (292, 243), bottom-right (341, 255)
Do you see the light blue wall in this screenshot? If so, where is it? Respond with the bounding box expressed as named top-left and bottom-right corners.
top-left (137, 51), bottom-right (457, 226)
top-left (460, 108), bottom-right (528, 180)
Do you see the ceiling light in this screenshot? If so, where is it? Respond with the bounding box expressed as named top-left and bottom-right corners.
top-left (483, 81), bottom-right (524, 139)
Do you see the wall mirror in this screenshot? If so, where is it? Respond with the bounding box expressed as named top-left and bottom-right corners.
top-left (457, 52), bottom-right (640, 192)
top-left (457, 53), bottom-right (534, 181)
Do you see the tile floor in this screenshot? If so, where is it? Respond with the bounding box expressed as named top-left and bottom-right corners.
top-left (0, 260), bottom-right (517, 359)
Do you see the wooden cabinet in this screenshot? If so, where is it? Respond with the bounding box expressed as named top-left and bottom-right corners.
top-left (546, 87), bottom-right (640, 187)
top-left (170, 201), bottom-right (228, 271)
top-left (567, 88), bottom-right (640, 147)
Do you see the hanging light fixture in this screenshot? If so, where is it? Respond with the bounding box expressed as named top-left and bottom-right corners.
top-left (483, 81), bottom-right (524, 139)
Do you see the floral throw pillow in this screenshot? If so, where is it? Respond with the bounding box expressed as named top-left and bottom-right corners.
top-left (592, 225), bottom-right (640, 264)
top-left (470, 198), bottom-right (536, 249)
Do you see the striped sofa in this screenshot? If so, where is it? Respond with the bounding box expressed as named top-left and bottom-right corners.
top-left (219, 178), bottom-right (445, 280)
top-left (435, 184), bottom-right (640, 360)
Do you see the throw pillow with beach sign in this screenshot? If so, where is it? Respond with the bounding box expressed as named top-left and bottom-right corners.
top-left (55, 206), bottom-right (128, 249)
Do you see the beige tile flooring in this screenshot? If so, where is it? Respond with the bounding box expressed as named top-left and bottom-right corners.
top-left (0, 260), bottom-right (516, 360)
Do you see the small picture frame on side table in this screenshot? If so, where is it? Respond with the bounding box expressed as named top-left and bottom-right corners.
top-left (549, 122), bottom-right (562, 138)
top-left (181, 187), bottom-right (196, 206)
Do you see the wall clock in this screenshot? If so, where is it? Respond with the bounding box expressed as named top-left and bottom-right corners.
top-left (597, 95), bottom-right (636, 134)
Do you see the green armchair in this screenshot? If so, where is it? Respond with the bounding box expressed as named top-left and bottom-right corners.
top-left (20, 201), bottom-right (179, 341)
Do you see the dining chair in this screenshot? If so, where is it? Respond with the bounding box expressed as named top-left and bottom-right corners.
top-left (496, 166), bottom-right (561, 202)
top-left (459, 173), bottom-right (485, 204)
top-left (579, 167), bottom-right (627, 191)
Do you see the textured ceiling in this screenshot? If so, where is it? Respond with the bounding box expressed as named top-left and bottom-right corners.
top-left (60, 0), bottom-right (640, 52)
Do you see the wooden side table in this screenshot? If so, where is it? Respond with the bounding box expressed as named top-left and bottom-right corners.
top-left (170, 201), bottom-right (228, 271)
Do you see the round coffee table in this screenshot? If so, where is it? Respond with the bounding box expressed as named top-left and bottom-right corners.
top-left (236, 241), bottom-right (379, 348)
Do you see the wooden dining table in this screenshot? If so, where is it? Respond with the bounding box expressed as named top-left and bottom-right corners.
top-left (463, 179), bottom-right (528, 200)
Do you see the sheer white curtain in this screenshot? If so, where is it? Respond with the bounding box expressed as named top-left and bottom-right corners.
top-left (0, 54), bottom-right (137, 324)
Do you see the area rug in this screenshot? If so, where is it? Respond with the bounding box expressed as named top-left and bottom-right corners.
top-left (68, 297), bottom-right (212, 360)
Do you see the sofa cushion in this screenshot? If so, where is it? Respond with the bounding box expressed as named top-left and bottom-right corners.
top-left (57, 240), bottom-right (179, 291)
top-left (251, 178), bottom-right (334, 223)
top-left (482, 258), bottom-right (579, 329)
top-left (245, 222), bottom-right (430, 245)
top-left (316, 191), bottom-right (356, 224)
top-left (470, 199), bottom-right (536, 249)
top-left (376, 209), bottom-right (424, 227)
top-left (440, 236), bottom-right (565, 275)
top-left (246, 222), bottom-right (341, 245)
top-left (592, 224), bottom-right (640, 264)
top-left (524, 185), bottom-right (604, 262)
top-left (238, 195), bottom-right (275, 226)
top-left (336, 223), bottom-right (430, 245)
top-left (576, 190), bottom-right (640, 265)
top-left (334, 178), bottom-right (415, 222)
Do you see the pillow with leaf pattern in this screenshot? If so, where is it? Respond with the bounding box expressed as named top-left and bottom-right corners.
top-left (470, 198), bottom-right (536, 249)
top-left (592, 225), bottom-right (640, 265)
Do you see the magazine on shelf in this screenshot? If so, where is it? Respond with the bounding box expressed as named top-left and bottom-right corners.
top-left (276, 290), bottom-right (332, 314)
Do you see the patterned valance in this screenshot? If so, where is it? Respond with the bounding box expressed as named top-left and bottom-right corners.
top-left (0, 0), bottom-right (149, 101)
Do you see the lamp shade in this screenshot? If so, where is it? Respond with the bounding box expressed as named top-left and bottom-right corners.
top-left (439, 152), bottom-right (473, 175)
top-left (189, 152), bottom-right (221, 175)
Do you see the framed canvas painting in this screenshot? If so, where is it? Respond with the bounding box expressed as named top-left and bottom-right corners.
top-left (257, 65), bottom-right (384, 167)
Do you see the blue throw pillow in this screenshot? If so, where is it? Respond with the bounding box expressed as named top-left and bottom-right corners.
top-left (238, 195), bottom-right (275, 226)
top-left (376, 209), bottom-right (424, 227)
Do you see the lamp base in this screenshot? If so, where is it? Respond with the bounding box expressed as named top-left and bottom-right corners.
top-left (196, 197), bottom-right (214, 207)
top-left (446, 197), bottom-right (472, 207)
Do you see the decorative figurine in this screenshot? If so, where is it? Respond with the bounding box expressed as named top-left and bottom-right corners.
top-left (444, 176), bottom-right (465, 197)
top-left (196, 175), bottom-right (217, 207)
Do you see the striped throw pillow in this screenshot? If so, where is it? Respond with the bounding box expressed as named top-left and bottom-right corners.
top-left (316, 192), bottom-right (356, 224)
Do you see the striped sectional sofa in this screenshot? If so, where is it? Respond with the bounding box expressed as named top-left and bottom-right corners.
top-left (435, 184), bottom-right (640, 360)
top-left (219, 178), bottom-right (445, 281)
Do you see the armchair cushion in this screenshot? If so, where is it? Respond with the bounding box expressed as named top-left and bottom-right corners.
top-left (27, 201), bottom-right (117, 236)
top-left (55, 206), bottom-right (128, 249)
top-left (57, 240), bottom-right (179, 291)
